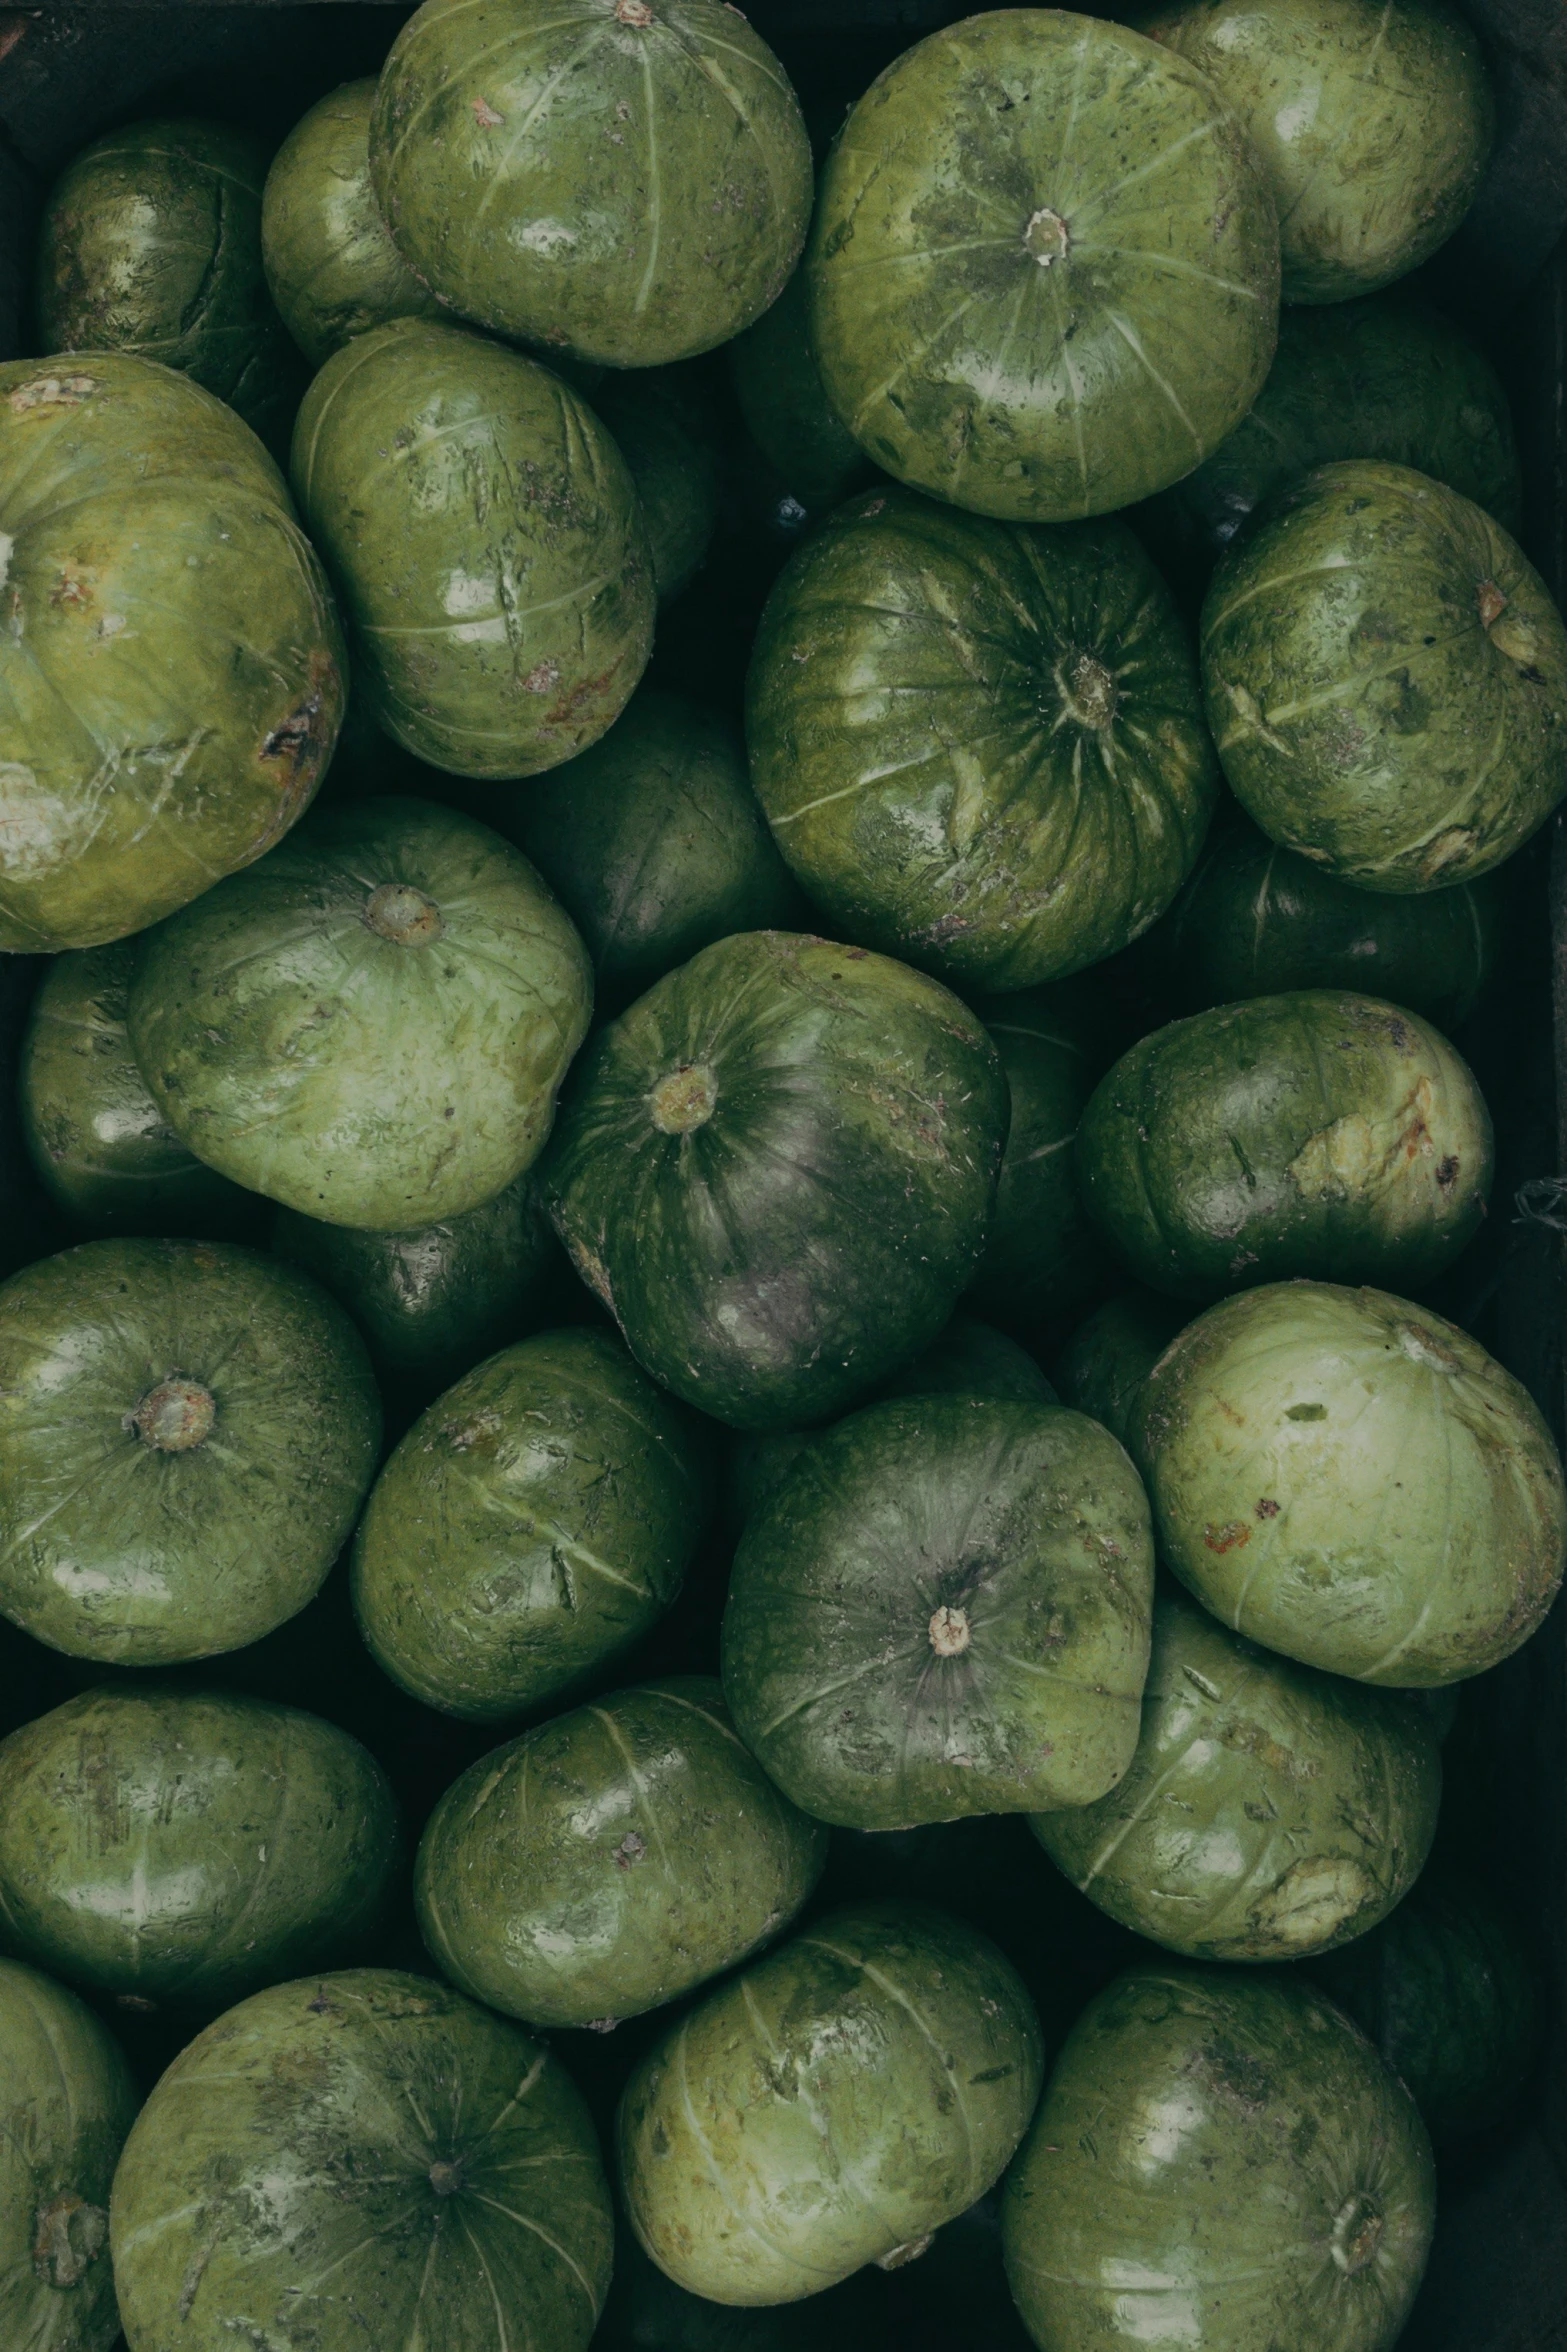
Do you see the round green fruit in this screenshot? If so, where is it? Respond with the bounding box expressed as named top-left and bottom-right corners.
top-left (292, 318), bottom-right (654, 777)
top-left (589, 369), bottom-right (722, 608)
top-left (545, 929), bottom-right (1008, 1427)
top-left (1002, 1965), bottom-right (1435, 2351)
top-left (808, 10), bottom-right (1280, 522)
top-left (127, 796), bottom-right (593, 1231)
top-left (1134, 1280), bottom-right (1567, 1685)
top-left (969, 985), bottom-right (1112, 1325)
top-left (727, 265), bottom-right (868, 510)
top-left (110, 1969), bottom-right (613, 2352)
top-left (0, 1237), bottom-right (380, 1664)
top-left (1055, 1288), bottom-right (1188, 1449)
top-left (0, 354), bottom-right (345, 952)
top-left (1201, 460), bottom-right (1567, 891)
top-left (746, 488), bottom-right (1220, 989)
top-left (618, 1900), bottom-right (1043, 2304)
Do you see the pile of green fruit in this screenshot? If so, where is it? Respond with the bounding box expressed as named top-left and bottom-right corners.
top-left (0, 2), bottom-right (1557, 2348)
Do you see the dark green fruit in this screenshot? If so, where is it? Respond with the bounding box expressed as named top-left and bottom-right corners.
top-left (110, 1969), bottom-right (613, 2352)
top-left (1055, 1288), bottom-right (1188, 1448)
top-left (0, 1686), bottom-right (399, 2007)
top-left (590, 370), bottom-right (722, 608)
top-left (727, 265), bottom-right (868, 509)
top-left (746, 488), bottom-right (1219, 989)
top-left (0, 1238), bottom-right (380, 1665)
top-left (969, 985), bottom-right (1112, 1325)
top-left (546, 930), bottom-right (1008, 1429)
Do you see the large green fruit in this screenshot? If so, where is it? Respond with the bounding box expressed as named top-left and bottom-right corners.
top-left (0, 1238), bottom-right (380, 1664)
top-left (1, 1959), bottom-right (137, 2352)
top-left (1055, 1288), bottom-right (1188, 1448)
top-left (727, 265), bottom-right (868, 510)
top-left (0, 354), bottom-right (345, 952)
top-left (589, 370), bottom-right (722, 609)
top-left (1133, 1281), bottom-right (1567, 1685)
top-left (969, 985), bottom-right (1111, 1325)
top-left (746, 488), bottom-right (1220, 989)
top-left (1143, 0), bottom-right (1492, 305)
top-left (127, 797), bottom-right (593, 1231)
top-left (808, 11), bottom-right (1279, 522)
top-left (371, 0), bottom-right (812, 367)
top-left (1078, 991), bottom-right (1492, 1300)
top-left (0, 1687), bottom-right (399, 2007)
top-left (416, 1676), bottom-right (826, 2027)
top-left (1031, 1588), bottom-right (1440, 1959)
top-left (110, 1968), bottom-right (613, 2352)
top-left (618, 1900), bottom-right (1043, 2303)
top-left (1002, 1966), bottom-right (1435, 2350)
top-left (292, 319), bottom-right (654, 777)
top-left (353, 1327), bottom-right (712, 1721)
top-left (723, 1396), bottom-right (1153, 1827)
top-left (1202, 460), bottom-right (1567, 891)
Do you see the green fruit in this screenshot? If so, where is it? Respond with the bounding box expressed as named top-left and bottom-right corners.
top-left (590, 370), bottom-right (722, 608)
top-left (0, 1238), bottom-right (380, 1665)
top-left (0, 353), bottom-right (345, 952)
top-left (0, 1958), bottom-right (137, 2352)
top-left (35, 118), bottom-right (305, 458)
top-left (746, 488), bottom-right (1220, 989)
top-left (416, 1675), bottom-right (826, 2027)
top-left (969, 985), bottom-right (1111, 1325)
top-left (1143, 0), bottom-right (1492, 305)
top-left (0, 1686), bottom-right (399, 2007)
top-left (1002, 1965), bottom-right (1435, 2351)
top-left (1078, 991), bottom-right (1492, 1301)
top-left (722, 1395), bottom-right (1154, 1827)
top-left (546, 930), bottom-right (1008, 1428)
top-left (110, 1968), bottom-right (613, 2352)
top-left (1201, 460), bottom-right (1567, 891)
top-left (618, 1899), bottom-right (1043, 2303)
top-left (1031, 1588), bottom-right (1441, 1959)
top-left (727, 265), bottom-right (868, 509)
top-left (596, 2234), bottom-right (884, 2352)
top-left (370, 0), bottom-right (813, 368)
top-left (127, 797), bottom-right (593, 1231)
top-left (1134, 1280), bottom-right (1567, 1685)
top-left (1055, 1289), bottom-right (1188, 1449)
top-left (292, 318), bottom-right (654, 777)
top-left (808, 11), bottom-right (1280, 523)
top-left (352, 1326), bottom-right (713, 1721)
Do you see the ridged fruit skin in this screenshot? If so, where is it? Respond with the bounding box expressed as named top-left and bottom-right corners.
top-left (1031, 1588), bottom-right (1441, 1960)
top-left (370, 0), bottom-right (813, 367)
top-left (352, 1327), bottom-right (713, 1722)
top-left (127, 797), bottom-right (593, 1232)
top-left (1056, 1288), bottom-right (1188, 1449)
top-left (0, 1687), bottom-right (400, 2007)
top-left (1077, 991), bottom-right (1492, 1301)
top-left (1002, 1965), bottom-right (1435, 2352)
top-left (547, 929), bottom-right (1008, 1429)
top-left (1201, 459), bottom-right (1567, 891)
top-left (416, 1676), bottom-right (826, 2027)
top-left (969, 984), bottom-right (1112, 1324)
top-left (722, 1395), bottom-right (1154, 1827)
top-left (589, 369), bottom-right (722, 608)
top-left (0, 1958), bottom-right (137, 2352)
top-left (0, 353), bottom-right (344, 952)
top-left (746, 487), bottom-right (1220, 989)
top-left (0, 1238), bottom-right (380, 1665)
top-left (109, 1969), bottom-right (613, 2352)
top-left (618, 1900), bottom-right (1043, 2304)
top-left (291, 318), bottom-right (654, 777)
top-left (727, 265), bottom-right (868, 509)
top-left (1133, 1280), bottom-right (1567, 1686)
top-left (808, 11), bottom-right (1280, 522)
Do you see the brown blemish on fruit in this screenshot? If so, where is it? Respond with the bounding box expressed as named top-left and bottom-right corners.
top-left (364, 880), bottom-right (444, 946)
top-left (1477, 579), bottom-right (1508, 628)
top-left (129, 1377), bottom-right (215, 1453)
top-left (1204, 1520), bottom-right (1251, 1554)
top-left (1255, 1497), bottom-right (1279, 1518)
top-left (9, 372), bottom-right (97, 413)
top-left (32, 2193), bottom-right (107, 2289)
top-left (1436, 1155), bottom-right (1460, 1189)
top-left (471, 97), bottom-right (504, 126)
top-left (522, 659), bottom-right (561, 695)
top-left (617, 0), bottom-right (655, 20)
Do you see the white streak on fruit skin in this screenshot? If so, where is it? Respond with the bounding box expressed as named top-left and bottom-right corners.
top-left (0, 529), bottom-right (12, 591)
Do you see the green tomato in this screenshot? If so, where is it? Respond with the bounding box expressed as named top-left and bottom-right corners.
top-left (727, 265), bottom-right (869, 510)
top-left (589, 369), bottom-right (722, 608)
top-left (969, 985), bottom-right (1112, 1325)
top-left (1055, 1288), bottom-right (1189, 1449)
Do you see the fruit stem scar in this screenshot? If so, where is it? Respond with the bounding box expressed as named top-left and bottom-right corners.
top-left (364, 881), bottom-right (444, 945)
top-left (1331, 2192), bottom-right (1384, 2274)
top-left (1056, 651), bottom-right (1118, 729)
top-left (1023, 207), bottom-right (1070, 264)
top-left (130, 1377), bottom-right (216, 1453)
top-left (428, 2159), bottom-right (465, 2197)
top-left (649, 1063), bottom-right (717, 1134)
top-left (616, 0), bottom-right (655, 21)
top-left (929, 1604), bottom-right (971, 1656)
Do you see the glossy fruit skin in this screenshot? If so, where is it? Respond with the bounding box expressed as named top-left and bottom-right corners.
top-left (1002, 1965), bottom-right (1435, 2351)
top-left (589, 370), bottom-right (721, 608)
top-left (353, 1326), bottom-right (713, 1721)
top-left (727, 266), bottom-right (868, 509)
top-left (0, 1238), bottom-right (380, 1665)
top-left (546, 930), bottom-right (1009, 1429)
top-left (618, 1899), bottom-right (1043, 2304)
top-left (723, 1396), bottom-right (1154, 1827)
top-left (371, 0), bottom-right (812, 367)
top-left (1202, 460), bottom-right (1567, 891)
top-left (0, 354), bottom-right (345, 952)
top-left (0, 1686), bottom-right (399, 2008)
top-left (110, 1968), bottom-right (613, 2352)
top-left (746, 488), bottom-right (1220, 990)
top-left (127, 797), bottom-right (593, 1232)
top-left (1032, 1588), bottom-right (1441, 1960)
top-left (0, 1958), bottom-right (137, 2352)
top-left (808, 11), bottom-right (1280, 523)
top-left (1133, 1281), bottom-right (1567, 1686)
top-left (1144, 0), bottom-right (1492, 305)
top-left (1055, 1289), bottom-right (1188, 1448)
top-left (970, 985), bottom-right (1112, 1324)
top-left (1078, 991), bottom-right (1493, 1301)
top-left (292, 318), bottom-right (654, 777)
